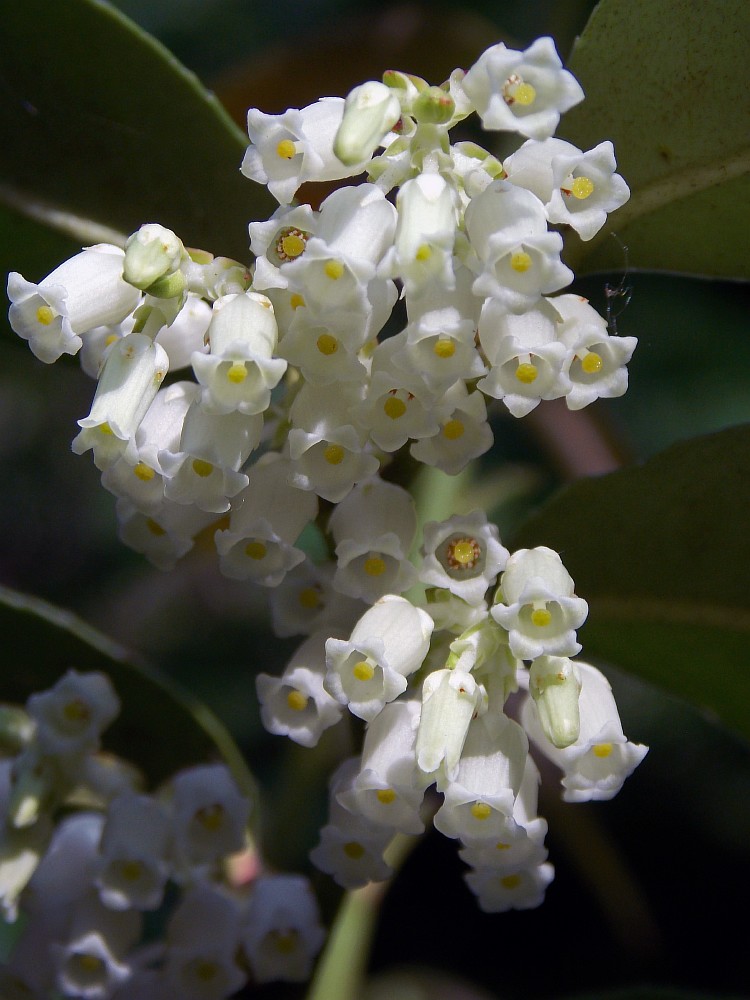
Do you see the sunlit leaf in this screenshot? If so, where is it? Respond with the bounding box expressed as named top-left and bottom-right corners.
top-left (0, 0), bottom-right (273, 259)
top-left (513, 425), bottom-right (750, 741)
top-left (0, 584), bottom-right (257, 798)
top-left (559, 0), bottom-right (750, 279)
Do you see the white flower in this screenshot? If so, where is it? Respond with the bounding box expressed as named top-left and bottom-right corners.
top-left (256, 632), bottom-right (343, 747)
top-left (169, 764), bottom-right (250, 869)
top-left (243, 98), bottom-right (368, 204)
top-left (464, 860), bottom-right (555, 912)
top-left (242, 875), bottom-right (325, 983)
top-left (248, 203), bottom-right (318, 292)
top-left (419, 511), bottom-right (509, 606)
top-left (433, 710), bottom-right (528, 839)
top-left (165, 884), bottom-right (246, 999)
top-left (123, 224), bottom-right (184, 291)
top-left (72, 334), bottom-right (169, 470)
top-left (191, 291), bottom-right (286, 415)
top-left (461, 37), bottom-right (584, 139)
top-left (26, 670), bottom-right (119, 758)
top-left (336, 700), bottom-right (426, 834)
top-left (522, 661), bottom-right (648, 801)
top-left (546, 141), bottom-right (630, 240)
top-left (7, 245), bottom-right (140, 364)
top-left (325, 596), bottom-right (433, 721)
top-left (269, 560), bottom-right (364, 638)
top-left (309, 821), bottom-right (393, 889)
top-left (491, 546), bottom-right (588, 659)
top-left (502, 137), bottom-right (582, 203)
top-left (116, 498), bottom-right (215, 570)
top-left (96, 793), bottom-right (170, 911)
top-left (410, 382), bottom-right (494, 475)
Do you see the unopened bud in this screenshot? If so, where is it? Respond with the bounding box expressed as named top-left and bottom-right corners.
top-left (529, 655), bottom-right (581, 748)
top-left (334, 81), bottom-right (401, 166)
top-left (123, 224), bottom-right (184, 291)
top-left (413, 85), bottom-right (455, 124)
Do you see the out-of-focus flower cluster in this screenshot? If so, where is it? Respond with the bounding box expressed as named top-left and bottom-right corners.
top-left (0, 671), bottom-right (324, 998)
top-left (6, 35), bottom-right (646, 920)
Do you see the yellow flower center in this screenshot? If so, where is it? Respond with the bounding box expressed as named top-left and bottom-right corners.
top-left (446, 536), bottom-right (481, 570)
top-left (324, 260), bottom-right (345, 280)
top-left (343, 841), bottom-right (365, 859)
top-left (384, 396), bottom-right (407, 419)
top-left (36, 305), bottom-right (55, 325)
top-left (353, 660), bottom-right (374, 681)
top-left (276, 138), bottom-right (297, 159)
top-left (195, 803), bottom-right (224, 831)
top-left (471, 802), bottom-right (492, 821)
top-left (515, 362), bottom-right (538, 384)
top-left (245, 540), bottom-right (267, 560)
top-left (286, 690), bottom-right (308, 712)
top-left (298, 586), bottom-right (322, 609)
top-left (227, 362), bottom-right (248, 383)
top-left (415, 243), bottom-right (432, 261)
top-left (593, 742), bottom-right (613, 758)
top-left (324, 444), bottom-right (345, 465)
top-left (192, 459), bottom-right (214, 478)
top-left (377, 788), bottom-right (397, 804)
top-left (275, 227), bottom-right (309, 261)
top-left (581, 351), bottom-right (603, 374)
top-left (364, 556), bottom-right (386, 576)
top-left (510, 251), bottom-right (532, 273)
top-left (134, 462), bottom-right (155, 481)
top-left (571, 176), bottom-right (594, 200)
top-left (316, 333), bottom-right (338, 355)
top-left (433, 338), bottom-right (455, 359)
top-left (531, 607), bottom-right (552, 627)
top-left (501, 873), bottom-right (522, 889)
top-left (442, 418), bottom-right (465, 440)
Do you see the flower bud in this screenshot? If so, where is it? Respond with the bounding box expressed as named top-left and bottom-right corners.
top-left (412, 85), bottom-right (455, 124)
top-left (334, 81), bottom-right (401, 166)
top-left (123, 224), bottom-right (184, 291)
top-left (528, 655), bottom-right (581, 748)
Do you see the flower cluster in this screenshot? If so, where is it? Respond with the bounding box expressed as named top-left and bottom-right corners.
top-left (0, 671), bottom-right (324, 997)
top-left (6, 35), bottom-right (646, 921)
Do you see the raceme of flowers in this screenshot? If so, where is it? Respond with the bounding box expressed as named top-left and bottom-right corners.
top-left (0, 671), bottom-right (325, 998)
top-left (6, 34), bottom-right (646, 940)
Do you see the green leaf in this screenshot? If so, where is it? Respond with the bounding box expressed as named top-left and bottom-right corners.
top-left (0, 0), bottom-right (274, 260)
top-left (0, 584), bottom-right (257, 799)
top-left (559, 0), bottom-right (750, 279)
top-left (512, 425), bottom-right (750, 741)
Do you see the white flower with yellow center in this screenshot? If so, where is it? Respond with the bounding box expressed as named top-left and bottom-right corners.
top-left (242, 98), bottom-right (369, 205)
top-left (336, 700), bottom-right (426, 834)
top-left (269, 560), bottom-right (365, 638)
top-left (461, 36), bottom-right (584, 139)
top-left (192, 291), bottom-right (287, 416)
top-left (26, 670), bottom-right (119, 759)
top-left (410, 381), bottom-right (494, 475)
top-left (248, 203), bottom-right (318, 291)
top-left (419, 511), bottom-right (510, 606)
top-left (546, 140), bottom-right (630, 240)
top-left (324, 595), bottom-right (433, 721)
top-left (491, 546), bottom-right (588, 659)
top-left (464, 860), bottom-right (555, 912)
top-left (96, 793), bottom-right (170, 911)
top-left (116, 498), bottom-right (214, 571)
top-left (521, 660), bottom-right (649, 802)
top-left (241, 874), bottom-right (326, 984)
top-left (433, 711), bottom-right (528, 840)
top-left (7, 245), bottom-right (140, 364)
top-left (256, 632), bottom-right (343, 747)
top-left (502, 137), bottom-right (582, 202)
top-left (170, 764), bottom-right (250, 869)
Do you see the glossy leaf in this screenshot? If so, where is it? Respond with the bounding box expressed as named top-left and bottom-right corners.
top-left (0, 0), bottom-right (273, 260)
top-left (512, 425), bottom-right (750, 741)
top-left (559, 0), bottom-right (750, 279)
top-left (0, 584), bottom-right (257, 798)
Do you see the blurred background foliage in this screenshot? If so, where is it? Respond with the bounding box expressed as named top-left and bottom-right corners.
top-left (1, 0), bottom-right (749, 997)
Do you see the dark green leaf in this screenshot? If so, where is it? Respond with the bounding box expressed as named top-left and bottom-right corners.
top-left (0, 583), bottom-right (257, 798)
top-left (0, 0), bottom-right (274, 259)
top-left (513, 425), bottom-right (750, 741)
top-left (560, 0), bottom-right (750, 279)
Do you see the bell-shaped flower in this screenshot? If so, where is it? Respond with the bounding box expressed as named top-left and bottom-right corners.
top-left (123, 224), bottom-right (184, 291)
top-left (26, 670), bottom-right (119, 759)
top-left (72, 334), bottom-right (169, 470)
top-left (24, 812), bottom-right (104, 915)
top-left (215, 453), bottom-right (317, 584)
top-left (336, 700), bottom-right (426, 834)
top-left (458, 754), bottom-right (548, 871)
top-left (116, 497), bottom-right (216, 571)
top-left (559, 326), bottom-right (638, 410)
top-left (192, 291), bottom-right (286, 415)
top-left (249, 203), bottom-right (318, 291)
top-left (8, 245), bottom-right (140, 364)
top-left (256, 632), bottom-right (343, 747)
top-left (268, 560), bottom-right (365, 638)
top-left (464, 180), bottom-right (548, 262)
top-left (241, 874), bottom-right (326, 983)
top-left (522, 661), bottom-right (648, 801)
top-left (461, 37), bottom-right (584, 139)
top-left (433, 710), bottom-right (528, 841)
top-left (491, 546), bottom-right (588, 659)
top-left (546, 140), bottom-right (630, 240)
top-left (242, 98), bottom-right (368, 205)
top-left (96, 793), bottom-right (171, 911)
top-left (309, 818), bottom-right (393, 889)
top-left (328, 477), bottom-right (418, 602)
top-left (325, 595), bottom-right (433, 721)
top-left (378, 172), bottom-right (457, 296)
top-left (164, 884), bottom-right (246, 999)
top-left (169, 763), bottom-right (250, 869)
top-left (464, 860), bottom-right (555, 912)
top-left (410, 382), bottom-right (494, 475)
top-left (419, 510), bottom-right (509, 606)
top-left (416, 668), bottom-right (487, 782)
top-left (396, 305), bottom-right (486, 393)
